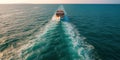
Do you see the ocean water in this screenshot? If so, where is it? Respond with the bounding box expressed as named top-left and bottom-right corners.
top-left (0, 4), bottom-right (120, 60)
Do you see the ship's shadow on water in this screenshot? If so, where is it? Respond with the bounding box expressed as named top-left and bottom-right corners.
top-left (60, 16), bottom-right (69, 22)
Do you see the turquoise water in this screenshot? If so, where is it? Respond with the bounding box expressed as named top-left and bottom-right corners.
top-left (0, 4), bottom-right (120, 60)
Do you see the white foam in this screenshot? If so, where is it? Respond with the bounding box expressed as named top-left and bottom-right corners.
top-left (62, 21), bottom-right (98, 60)
top-left (19, 6), bottom-right (62, 59)
top-left (59, 5), bottom-right (99, 60)
top-left (20, 5), bottom-right (100, 60)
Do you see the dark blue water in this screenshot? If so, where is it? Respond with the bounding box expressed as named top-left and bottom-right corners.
top-left (65, 4), bottom-right (120, 60)
top-left (0, 4), bottom-right (120, 60)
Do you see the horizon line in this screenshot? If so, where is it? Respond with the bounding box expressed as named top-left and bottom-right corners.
top-left (0, 3), bottom-right (120, 4)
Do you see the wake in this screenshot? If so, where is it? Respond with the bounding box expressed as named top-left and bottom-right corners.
top-left (61, 21), bottom-right (100, 60)
top-left (20, 5), bottom-right (101, 60)
top-left (20, 6), bottom-right (61, 60)
top-left (60, 5), bottom-right (100, 60)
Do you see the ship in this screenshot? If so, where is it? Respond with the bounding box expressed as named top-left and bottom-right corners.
top-left (56, 10), bottom-right (65, 18)
top-left (52, 5), bottom-right (68, 21)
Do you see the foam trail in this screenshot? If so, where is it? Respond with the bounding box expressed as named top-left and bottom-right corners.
top-left (21, 22), bottom-right (58, 60)
top-left (20, 5), bottom-right (101, 60)
top-left (20, 7), bottom-right (61, 59)
top-left (61, 5), bottom-right (101, 60)
top-left (62, 22), bottom-right (100, 60)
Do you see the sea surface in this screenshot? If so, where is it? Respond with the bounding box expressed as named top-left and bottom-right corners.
top-left (0, 4), bottom-right (120, 60)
